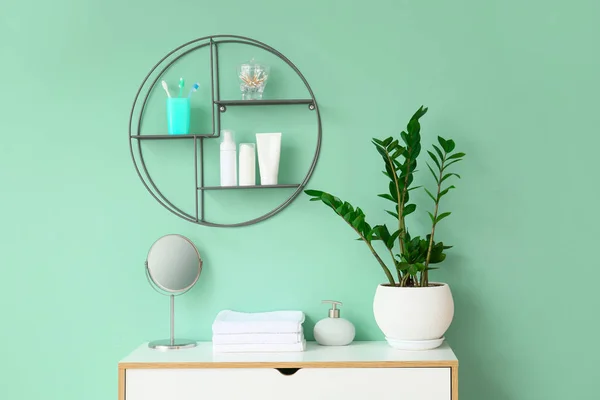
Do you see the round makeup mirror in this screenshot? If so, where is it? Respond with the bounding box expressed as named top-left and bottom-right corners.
top-left (145, 234), bottom-right (202, 350)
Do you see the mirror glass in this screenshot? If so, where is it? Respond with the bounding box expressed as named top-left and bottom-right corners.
top-left (146, 234), bottom-right (202, 293)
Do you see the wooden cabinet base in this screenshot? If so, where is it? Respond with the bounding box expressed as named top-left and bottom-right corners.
top-left (118, 341), bottom-right (458, 400)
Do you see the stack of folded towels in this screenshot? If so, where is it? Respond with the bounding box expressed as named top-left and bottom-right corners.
top-left (212, 310), bottom-right (306, 353)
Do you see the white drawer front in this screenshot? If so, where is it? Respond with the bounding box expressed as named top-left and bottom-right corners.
top-left (126, 367), bottom-right (451, 400)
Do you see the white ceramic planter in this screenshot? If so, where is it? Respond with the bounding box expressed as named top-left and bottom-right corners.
top-left (373, 283), bottom-right (454, 350)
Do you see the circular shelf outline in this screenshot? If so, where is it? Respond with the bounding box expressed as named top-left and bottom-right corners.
top-left (129, 35), bottom-right (322, 227)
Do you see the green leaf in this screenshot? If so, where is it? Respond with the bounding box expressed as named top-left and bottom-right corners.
top-left (445, 159), bottom-right (463, 169)
top-left (391, 148), bottom-right (403, 159)
top-left (375, 144), bottom-right (387, 159)
top-left (372, 138), bottom-right (384, 145)
top-left (411, 143), bottom-right (422, 160)
top-left (427, 151), bottom-right (441, 170)
top-left (438, 136), bottom-right (449, 152)
top-left (378, 193), bottom-right (395, 202)
top-left (387, 210), bottom-right (399, 219)
top-left (309, 197), bottom-right (321, 201)
top-left (447, 152), bottom-right (466, 160)
top-left (343, 211), bottom-right (354, 222)
top-left (428, 241), bottom-right (448, 264)
top-left (436, 211), bottom-right (452, 223)
top-left (407, 120), bottom-right (420, 136)
top-left (384, 163), bottom-right (395, 177)
top-left (304, 189), bottom-right (324, 197)
top-left (352, 214), bottom-right (365, 229)
top-left (321, 193), bottom-right (334, 207)
top-left (446, 139), bottom-right (456, 152)
top-left (388, 230), bottom-right (400, 249)
top-left (388, 139), bottom-right (399, 151)
top-left (406, 172), bottom-right (414, 187)
top-left (426, 163), bottom-right (439, 182)
top-left (411, 106), bottom-right (428, 121)
top-left (362, 221), bottom-right (372, 236)
top-left (382, 137), bottom-right (393, 146)
top-left (366, 227), bottom-right (375, 241)
top-left (373, 224), bottom-right (390, 244)
top-left (424, 188), bottom-right (437, 202)
top-left (403, 203), bottom-right (416, 216)
top-left (409, 159), bottom-right (417, 172)
top-left (427, 211), bottom-right (435, 224)
top-left (438, 185), bottom-right (456, 198)
top-left (403, 190), bottom-right (411, 204)
top-left (397, 262), bottom-right (410, 272)
top-left (408, 264), bottom-right (418, 276)
top-left (389, 181), bottom-right (399, 201)
top-left (432, 144), bottom-right (444, 162)
top-left (368, 226), bottom-right (380, 241)
top-left (356, 220), bottom-right (365, 232)
top-left (400, 131), bottom-right (409, 145)
top-left (331, 196), bottom-right (342, 209)
top-left (441, 173), bottom-right (461, 183)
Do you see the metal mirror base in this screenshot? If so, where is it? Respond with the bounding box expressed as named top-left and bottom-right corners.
top-left (148, 339), bottom-right (197, 350)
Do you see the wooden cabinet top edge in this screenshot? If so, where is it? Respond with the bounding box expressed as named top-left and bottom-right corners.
top-left (119, 360), bottom-right (458, 369)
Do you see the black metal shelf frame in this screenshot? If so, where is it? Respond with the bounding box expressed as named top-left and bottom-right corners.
top-left (131, 134), bottom-right (214, 140)
top-left (128, 35), bottom-right (322, 227)
top-left (199, 184), bottom-right (300, 191)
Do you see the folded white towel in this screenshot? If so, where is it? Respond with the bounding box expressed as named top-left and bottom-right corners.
top-left (212, 332), bottom-right (304, 345)
top-left (213, 340), bottom-right (307, 353)
top-left (212, 310), bottom-right (305, 335)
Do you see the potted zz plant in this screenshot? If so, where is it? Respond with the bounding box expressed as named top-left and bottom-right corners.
top-left (305, 106), bottom-right (465, 350)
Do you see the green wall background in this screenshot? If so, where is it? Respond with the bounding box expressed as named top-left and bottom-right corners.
top-left (1, 0), bottom-right (599, 399)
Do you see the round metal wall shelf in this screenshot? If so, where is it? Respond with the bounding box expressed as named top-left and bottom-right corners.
top-left (129, 35), bottom-right (321, 227)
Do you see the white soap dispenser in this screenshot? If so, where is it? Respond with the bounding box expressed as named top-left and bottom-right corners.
top-left (220, 130), bottom-right (237, 186)
top-left (314, 300), bottom-right (355, 346)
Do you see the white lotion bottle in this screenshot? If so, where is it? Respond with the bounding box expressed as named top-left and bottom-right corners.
top-left (220, 130), bottom-right (237, 186)
top-left (314, 300), bottom-right (355, 346)
top-left (238, 143), bottom-right (256, 186)
top-left (256, 132), bottom-right (281, 185)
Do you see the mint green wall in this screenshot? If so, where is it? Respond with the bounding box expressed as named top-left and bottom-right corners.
top-left (1, 1), bottom-right (598, 399)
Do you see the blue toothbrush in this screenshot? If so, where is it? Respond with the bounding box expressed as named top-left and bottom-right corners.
top-left (187, 82), bottom-right (200, 98)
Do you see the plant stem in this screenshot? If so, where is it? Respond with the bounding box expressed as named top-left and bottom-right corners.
top-left (398, 148), bottom-right (413, 254)
top-left (387, 248), bottom-right (402, 283)
top-left (423, 155), bottom-right (446, 287)
top-left (340, 218), bottom-right (396, 285)
top-left (401, 273), bottom-right (411, 287)
top-left (384, 152), bottom-right (405, 255)
top-left (365, 240), bottom-right (396, 286)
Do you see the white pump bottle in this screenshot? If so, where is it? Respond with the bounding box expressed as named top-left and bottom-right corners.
top-left (314, 300), bottom-right (355, 346)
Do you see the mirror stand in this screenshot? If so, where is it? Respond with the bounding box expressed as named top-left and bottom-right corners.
top-left (148, 294), bottom-right (197, 350)
top-left (145, 257), bottom-right (198, 351)
top-left (144, 234), bottom-right (202, 351)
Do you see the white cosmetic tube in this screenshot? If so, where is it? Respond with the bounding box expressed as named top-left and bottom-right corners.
top-left (256, 133), bottom-right (282, 185)
top-left (238, 143), bottom-right (256, 186)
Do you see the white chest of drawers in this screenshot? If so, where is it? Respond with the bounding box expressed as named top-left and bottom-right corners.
top-left (118, 341), bottom-right (458, 400)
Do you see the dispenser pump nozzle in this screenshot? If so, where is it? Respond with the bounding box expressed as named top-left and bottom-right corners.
top-left (322, 300), bottom-right (342, 318)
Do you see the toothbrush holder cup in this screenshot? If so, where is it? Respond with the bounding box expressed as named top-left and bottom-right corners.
top-left (166, 98), bottom-right (191, 135)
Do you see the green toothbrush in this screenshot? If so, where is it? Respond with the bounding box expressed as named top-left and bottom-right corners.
top-left (178, 77), bottom-right (185, 98)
